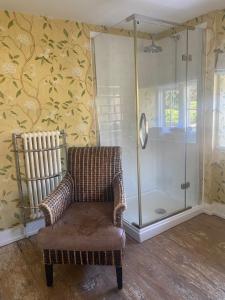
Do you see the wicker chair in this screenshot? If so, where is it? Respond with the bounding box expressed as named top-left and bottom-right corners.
top-left (37, 147), bottom-right (126, 289)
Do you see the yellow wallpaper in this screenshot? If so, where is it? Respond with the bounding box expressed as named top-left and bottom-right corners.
top-left (195, 10), bottom-right (225, 204)
top-left (0, 10), bottom-right (96, 230)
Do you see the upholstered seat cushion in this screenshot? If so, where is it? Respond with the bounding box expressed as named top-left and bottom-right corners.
top-left (38, 202), bottom-right (126, 251)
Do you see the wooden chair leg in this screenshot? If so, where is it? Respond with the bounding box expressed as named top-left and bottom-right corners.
top-left (45, 264), bottom-right (53, 287)
top-left (116, 266), bottom-right (123, 289)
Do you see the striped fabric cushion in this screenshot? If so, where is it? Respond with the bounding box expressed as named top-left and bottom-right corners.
top-left (68, 147), bottom-right (122, 202)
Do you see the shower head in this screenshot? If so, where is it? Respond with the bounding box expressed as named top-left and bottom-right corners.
top-left (144, 40), bottom-right (162, 53)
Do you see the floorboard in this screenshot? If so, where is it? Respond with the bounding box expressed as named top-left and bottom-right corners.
top-left (1, 214), bottom-right (225, 300)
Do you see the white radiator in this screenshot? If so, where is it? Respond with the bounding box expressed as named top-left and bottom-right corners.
top-left (21, 131), bottom-right (62, 219)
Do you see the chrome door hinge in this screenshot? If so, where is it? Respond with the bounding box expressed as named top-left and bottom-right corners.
top-left (181, 182), bottom-right (190, 190)
top-left (182, 54), bottom-right (192, 61)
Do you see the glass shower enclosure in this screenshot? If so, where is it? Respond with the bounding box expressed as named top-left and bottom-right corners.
top-left (93, 14), bottom-right (203, 229)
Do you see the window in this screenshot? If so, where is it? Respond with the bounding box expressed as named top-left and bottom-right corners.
top-left (162, 88), bottom-right (180, 128)
top-left (158, 80), bottom-right (198, 141)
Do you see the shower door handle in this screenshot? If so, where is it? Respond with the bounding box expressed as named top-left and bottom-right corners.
top-left (139, 113), bottom-right (149, 149)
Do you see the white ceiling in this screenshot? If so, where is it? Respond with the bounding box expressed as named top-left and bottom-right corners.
top-left (0, 0), bottom-right (225, 26)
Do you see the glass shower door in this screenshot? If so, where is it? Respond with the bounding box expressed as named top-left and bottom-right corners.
top-left (137, 23), bottom-right (189, 226)
top-left (93, 28), bottom-right (140, 226)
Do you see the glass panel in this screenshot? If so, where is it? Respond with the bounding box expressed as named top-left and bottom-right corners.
top-left (186, 28), bottom-right (203, 207)
top-left (94, 15), bottom-right (202, 229)
top-left (137, 19), bottom-right (188, 226)
top-left (93, 20), bottom-right (140, 225)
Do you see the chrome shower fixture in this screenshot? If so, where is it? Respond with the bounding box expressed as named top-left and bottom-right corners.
top-left (170, 34), bottom-right (180, 41)
top-left (144, 39), bottom-right (162, 53)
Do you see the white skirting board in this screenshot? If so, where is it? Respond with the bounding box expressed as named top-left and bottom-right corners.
top-left (0, 225), bottom-right (25, 247)
top-left (0, 218), bottom-right (45, 247)
top-left (1, 202), bottom-right (225, 247)
top-left (202, 202), bottom-right (225, 218)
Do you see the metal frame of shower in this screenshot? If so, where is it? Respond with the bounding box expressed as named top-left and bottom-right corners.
top-left (126, 14), bottom-right (195, 30)
top-left (92, 14), bottom-right (200, 230)
top-left (130, 14), bottom-right (196, 228)
top-left (12, 130), bottom-right (67, 226)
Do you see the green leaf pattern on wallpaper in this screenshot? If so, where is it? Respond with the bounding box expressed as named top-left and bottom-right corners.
top-left (0, 10), bottom-right (96, 230)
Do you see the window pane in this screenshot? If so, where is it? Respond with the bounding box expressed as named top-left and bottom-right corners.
top-left (162, 88), bottom-right (179, 128)
top-left (187, 80), bottom-right (198, 132)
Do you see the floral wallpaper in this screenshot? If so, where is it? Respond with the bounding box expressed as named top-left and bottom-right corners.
top-left (0, 10), bottom-right (97, 230)
top-left (196, 10), bottom-right (225, 204)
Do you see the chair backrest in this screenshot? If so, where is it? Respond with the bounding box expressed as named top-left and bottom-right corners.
top-left (68, 147), bottom-right (122, 202)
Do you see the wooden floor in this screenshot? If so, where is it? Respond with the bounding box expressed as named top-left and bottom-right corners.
top-left (1, 214), bottom-right (225, 300)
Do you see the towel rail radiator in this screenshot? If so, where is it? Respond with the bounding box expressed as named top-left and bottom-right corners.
top-left (12, 130), bottom-right (67, 224)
